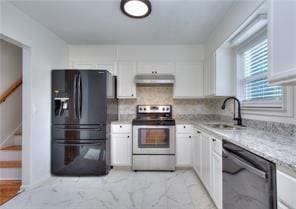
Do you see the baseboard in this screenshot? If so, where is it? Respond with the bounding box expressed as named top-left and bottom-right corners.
top-left (0, 124), bottom-right (22, 148)
top-left (20, 175), bottom-right (51, 192)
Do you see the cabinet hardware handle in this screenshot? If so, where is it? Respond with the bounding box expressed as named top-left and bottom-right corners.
top-left (212, 138), bottom-right (216, 142)
top-left (189, 136), bottom-right (191, 138)
top-left (120, 126), bottom-right (122, 128)
top-left (127, 136), bottom-right (130, 138)
top-left (184, 126), bottom-right (186, 128)
top-left (131, 94), bottom-right (134, 96)
top-left (197, 131), bottom-right (201, 134)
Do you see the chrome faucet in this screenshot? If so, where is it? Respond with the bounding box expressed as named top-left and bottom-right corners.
top-left (221, 97), bottom-right (243, 126)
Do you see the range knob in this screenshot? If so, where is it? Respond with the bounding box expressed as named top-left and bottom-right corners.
top-left (143, 108), bottom-right (146, 111)
top-left (162, 108), bottom-right (165, 111)
top-left (139, 107), bottom-right (142, 111)
top-left (166, 107), bottom-right (169, 111)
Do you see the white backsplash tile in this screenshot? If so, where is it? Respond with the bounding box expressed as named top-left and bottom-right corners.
top-left (118, 86), bottom-right (221, 117)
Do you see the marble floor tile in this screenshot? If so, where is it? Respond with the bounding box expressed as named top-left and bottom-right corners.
top-left (2, 169), bottom-right (217, 209)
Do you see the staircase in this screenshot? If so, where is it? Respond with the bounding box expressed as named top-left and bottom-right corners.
top-left (0, 134), bottom-right (22, 205)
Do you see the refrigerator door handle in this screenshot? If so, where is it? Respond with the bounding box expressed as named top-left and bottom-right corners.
top-left (78, 73), bottom-right (82, 119)
top-left (73, 73), bottom-right (77, 119)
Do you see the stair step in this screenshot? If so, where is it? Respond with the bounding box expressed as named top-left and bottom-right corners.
top-left (0, 168), bottom-right (22, 180)
top-left (0, 180), bottom-right (21, 205)
top-left (0, 146), bottom-right (21, 151)
top-left (0, 161), bottom-right (21, 168)
top-left (0, 150), bottom-right (21, 161)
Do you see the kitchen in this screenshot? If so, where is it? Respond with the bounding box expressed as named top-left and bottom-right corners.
top-left (0, 0), bottom-right (296, 209)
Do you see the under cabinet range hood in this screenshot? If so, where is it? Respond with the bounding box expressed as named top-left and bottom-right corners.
top-left (135, 74), bottom-right (175, 85)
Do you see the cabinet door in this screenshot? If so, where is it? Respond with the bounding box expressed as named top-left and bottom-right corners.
top-left (174, 62), bottom-right (204, 98)
top-left (176, 134), bottom-right (193, 166)
top-left (277, 169), bottom-right (296, 209)
top-left (268, 0), bottom-right (296, 85)
top-left (70, 62), bottom-right (117, 75)
top-left (201, 133), bottom-right (212, 192)
top-left (137, 62), bottom-right (174, 74)
top-left (117, 62), bottom-right (137, 98)
top-left (212, 152), bottom-right (222, 209)
top-left (193, 129), bottom-right (202, 176)
top-left (204, 54), bottom-right (215, 97)
top-left (111, 134), bottom-right (132, 166)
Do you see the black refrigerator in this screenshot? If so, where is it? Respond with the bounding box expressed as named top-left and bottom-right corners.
top-left (51, 70), bottom-right (118, 176)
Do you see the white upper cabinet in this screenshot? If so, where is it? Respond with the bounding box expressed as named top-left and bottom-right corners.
top-left (70, 62), bottom-right (117, 75)
top-left (174, 62), bottom-right (204, 98)
top-left (204, 47), bottom-right (235, 97)
top-left (137, 62), bottom-right (174, 74)
top-left (268, 0), bottom-right (296, 85)
top-left (117, 61), bottom-right (137, 99)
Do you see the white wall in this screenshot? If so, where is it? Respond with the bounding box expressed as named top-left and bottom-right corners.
top-left (0, 40), bottom-right (22, 148)
top-left (204, 0), bottom-right (263, 56)
top-left (0, 1), bottom-right (69, 188)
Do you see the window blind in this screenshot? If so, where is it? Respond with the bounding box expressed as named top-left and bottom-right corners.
top-left (242, 38), bottom-right (282, 101)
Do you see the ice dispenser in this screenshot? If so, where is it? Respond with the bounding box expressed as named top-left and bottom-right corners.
top-left (54, 90), bottom-right (69, 116)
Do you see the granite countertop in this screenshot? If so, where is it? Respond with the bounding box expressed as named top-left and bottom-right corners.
top-left (177, 120), bottom-right (296, 172)
top-left (112, 119), bottom-right (296, 172)
top-left (111, 120), bottom-right (132, 124)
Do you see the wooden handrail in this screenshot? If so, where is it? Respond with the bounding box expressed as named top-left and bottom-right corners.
top-left (0, 77), bottom-right (22, 104)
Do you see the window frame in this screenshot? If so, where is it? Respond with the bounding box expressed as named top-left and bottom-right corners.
top-left (236, 27), bottom-right (284, 110)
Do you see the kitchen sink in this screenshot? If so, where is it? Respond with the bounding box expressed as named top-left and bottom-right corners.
top-left (205, 123), bottom-right (244, 130)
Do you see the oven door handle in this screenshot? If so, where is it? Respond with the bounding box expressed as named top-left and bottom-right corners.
top-left (223, 149), bottom-right (267, 179)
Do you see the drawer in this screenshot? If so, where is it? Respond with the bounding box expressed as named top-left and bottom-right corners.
top-left (211, 138), bottom-right (222, 156)
top-left (111, 124), bottom-right (132, 133)
top-left (176, 124), bottom-right (193, 133)
top-left (277, 170), bottom-right (296, 209)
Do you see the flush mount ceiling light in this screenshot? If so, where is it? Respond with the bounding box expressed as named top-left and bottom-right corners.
top-left (121, 0), bottom-right (152, 18)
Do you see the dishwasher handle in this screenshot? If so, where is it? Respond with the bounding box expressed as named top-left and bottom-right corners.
top-left (223, 148), bottom-right (267, 179)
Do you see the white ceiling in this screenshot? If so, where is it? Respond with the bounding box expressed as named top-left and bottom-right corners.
top-left (10, 0), bottom-right (235, 45)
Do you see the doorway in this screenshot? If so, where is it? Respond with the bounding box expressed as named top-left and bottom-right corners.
top-left (0, 39), bottom-right (23, 205)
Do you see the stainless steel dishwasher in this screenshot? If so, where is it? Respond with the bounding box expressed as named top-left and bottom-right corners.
top-left (222, 140), bottom-right (277, 209)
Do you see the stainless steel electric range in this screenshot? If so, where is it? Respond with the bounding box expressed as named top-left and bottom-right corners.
top-left (132, 105), bottom-right (176, 171)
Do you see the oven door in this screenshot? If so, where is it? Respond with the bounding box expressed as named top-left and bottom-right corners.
top-left (133, 125), bottom-right (175, 154)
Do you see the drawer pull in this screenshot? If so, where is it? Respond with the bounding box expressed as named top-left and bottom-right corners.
top-left (189, 136), bottom-right (191, 139)
top-left (127, 136), bottom-right (130, 138)
top-left (197, 131), bottom-right (201, 134)
top-left (212, 138), bottom-right (216, 142)
top-left (120, 125), bottom-right (122, 128)
top-left (183, 126), bottom-right (186, 128)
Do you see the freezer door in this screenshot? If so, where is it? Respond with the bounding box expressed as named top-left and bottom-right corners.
top-left (52, 125), bottom-right (106, 142)
top-left (51, 140), bottom-right (108, 176)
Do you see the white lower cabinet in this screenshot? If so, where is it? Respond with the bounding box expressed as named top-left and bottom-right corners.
top-left (277, 168), bottom-right (296, 209)
top-left (111, 124), bottom-right (132, 166)
top-left (193, 129), bottom-right (202, 175)
top-left (201, 132), bottom-right (212, 192)
top-left (211, 138), bottom-right (222, 209)
top-left (176, 133), bottom-right (193, 167)
top-left (192, 128), bottom-right (222, 209)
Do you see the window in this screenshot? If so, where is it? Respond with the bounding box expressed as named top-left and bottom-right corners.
top-left (237, 31), bottom-right (283, 108)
